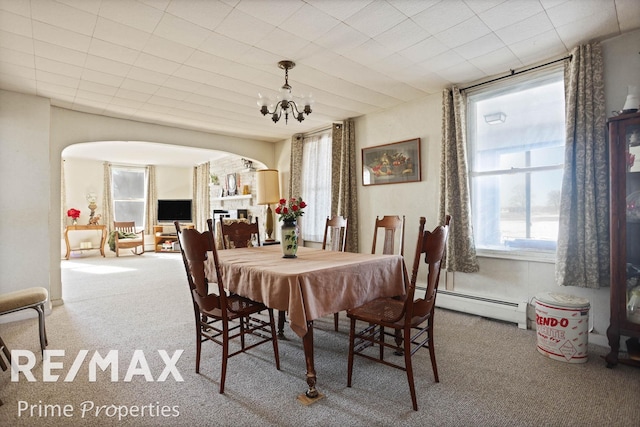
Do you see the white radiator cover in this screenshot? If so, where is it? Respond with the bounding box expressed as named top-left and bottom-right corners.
top-left (435, 289), bottom-right (528, 329)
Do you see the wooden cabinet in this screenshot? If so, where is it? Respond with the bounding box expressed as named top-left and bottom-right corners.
top-left (153, 224), bottom-right (193, 252)
top-left (606, 111), bottom-right (640, 367)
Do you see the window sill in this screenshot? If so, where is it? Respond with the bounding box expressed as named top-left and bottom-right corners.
top-left (476, 248), bottom-right (556, 263)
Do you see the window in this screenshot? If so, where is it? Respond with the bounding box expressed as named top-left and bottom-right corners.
top-left (111, 166), bottom-right (147, 228)
top-left (301, 131), bottom-right (332, 242)
top-left (467, 68), bottom-right (565, 253)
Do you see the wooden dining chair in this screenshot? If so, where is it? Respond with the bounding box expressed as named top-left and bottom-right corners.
top-left (322, 215), bottom-right (348, 331)
top-left (371, 215), bottom-right (405, 256)
top-left (347, 215), bottom-right (451, 411)
top-left (175, 220), bottom-right (280, 394)
top-left (113, 221), bottom-right (144, 256)
top-left (220, 219), bottom-right (260, 249)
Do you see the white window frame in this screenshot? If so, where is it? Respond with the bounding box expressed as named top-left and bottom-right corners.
top-left (300, 131), bottom-right (332, 242)
top-left (466, 67), bottom-right (565, 260)
top-left (111, 165), bottom-right (147, 230)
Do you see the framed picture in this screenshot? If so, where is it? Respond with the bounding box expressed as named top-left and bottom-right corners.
top-left (226, 173), bottom-right (237, 196)
top-left (362, 138), bottom-right (421, 186)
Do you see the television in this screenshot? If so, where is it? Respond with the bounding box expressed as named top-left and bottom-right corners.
top-left (157, 199), bottom-right (193, 223)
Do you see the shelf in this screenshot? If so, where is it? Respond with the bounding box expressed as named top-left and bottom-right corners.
top-left (212, 195), bottom-right (252, 201)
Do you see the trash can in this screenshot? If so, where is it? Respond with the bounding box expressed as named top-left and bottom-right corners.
top-left (535, 292), bottom-right (590, 363)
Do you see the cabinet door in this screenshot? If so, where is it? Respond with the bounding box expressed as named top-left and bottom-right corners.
top-left (625, 119), bottom-right (640, 325)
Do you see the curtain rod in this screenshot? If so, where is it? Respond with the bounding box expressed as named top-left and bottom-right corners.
top-left (461, 55), bottom-right (572, 92)
top-left (301, 126), bottom-right (332, 137)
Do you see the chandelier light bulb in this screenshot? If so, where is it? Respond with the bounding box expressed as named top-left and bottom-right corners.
top-left (257, 60), bottom-right (313, 124)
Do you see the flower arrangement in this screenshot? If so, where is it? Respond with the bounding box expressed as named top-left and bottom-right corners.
top-left (274, 197), bottom-right (306, 223)
top-left (67, 208), bottom-right (81, 219)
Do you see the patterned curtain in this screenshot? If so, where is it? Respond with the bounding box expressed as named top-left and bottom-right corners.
top-left (145, 165), bottom-right (157, 234)
top-left (332, 120), bottom-right (359, 253)
top-left (439, 87), bottom-right (479, 272)
top-left (555, 42), bottom-right (609, 289)
top-left (289, 134), bottom-right (303, 200)
top-left (193, 161), bottom-right (211, 232)
top-left (103, 162), bottom-right (113, 232)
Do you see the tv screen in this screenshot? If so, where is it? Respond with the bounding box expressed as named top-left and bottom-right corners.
top-left (157, 199), bottom-right (192, 223)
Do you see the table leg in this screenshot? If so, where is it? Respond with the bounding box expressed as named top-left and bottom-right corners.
top-left (100, 227), bottom-right (107, 257)
top-left (64, 228), bottom-right (71, 260)
top-left (277, 310), bottom-right (287, 339)
top-left (302, 320), bottom-right (318, 398)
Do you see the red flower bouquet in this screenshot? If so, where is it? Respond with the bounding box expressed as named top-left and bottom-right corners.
top-left (67, 208), bottom-right (81, 219)
top-left (274, 197), bottom-right (306, 223)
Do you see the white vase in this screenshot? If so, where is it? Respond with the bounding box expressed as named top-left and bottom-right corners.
top-left (280, 219), bottom-right (298, 258)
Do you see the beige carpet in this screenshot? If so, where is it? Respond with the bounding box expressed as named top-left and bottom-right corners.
top-left (1, 251), bottom-right (638, 426)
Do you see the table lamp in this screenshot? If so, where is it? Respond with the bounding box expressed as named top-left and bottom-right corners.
top-left (256, 169), bottom-right (280, 242)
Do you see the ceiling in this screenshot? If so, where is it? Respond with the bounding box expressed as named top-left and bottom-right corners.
top-left (2, 0), bottom-right (639, 164)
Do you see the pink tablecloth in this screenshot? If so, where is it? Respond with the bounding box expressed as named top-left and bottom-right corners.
top-left (207, 245), bottom-right (406, 337)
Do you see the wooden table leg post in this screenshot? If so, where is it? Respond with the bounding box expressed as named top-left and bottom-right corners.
top-left (277, 310), bottom-right (287, 339)
top-left (303, 320), bottom-right (318, 398)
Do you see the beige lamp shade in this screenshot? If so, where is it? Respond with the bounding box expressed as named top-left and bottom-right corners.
top-left (256, 169), bottom-right (280, 205)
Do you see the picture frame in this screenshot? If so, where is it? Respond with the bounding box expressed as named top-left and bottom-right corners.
top-left (361, 138), bottom-right (421, 186)
top-left (226, 173), bottom-right (237, 196)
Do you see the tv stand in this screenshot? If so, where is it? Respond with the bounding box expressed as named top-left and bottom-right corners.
top-left (153, 224), bottom-right (193, 252)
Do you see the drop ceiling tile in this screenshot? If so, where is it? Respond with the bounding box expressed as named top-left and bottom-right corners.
top-left (143, 35), bottom-right (195, 63)
top-left (0, 61), bottom-right (35, 79)
top-left (115, 87), bottom-right (153, 103)
top-left (419, 49), bottom-right (467, 73)
top-left (84, 55), bottom-right (131, 77)
top-left (198, 32), bottom-right (252, 60)
top-left (0, 30), bottom-right (33, 54)
top-left (133, 53), bottom-right (180, 75)
top-left (0, 0), bottom-right (30, 16)
top-left (464, 0), bottom-right (507, 14)
top-left (374, 18), bottom-right (430, 51)
top-left (454, 33), bottom-right (505, 60)
top-left (57, 0), bottom-right (102, 15)
top-left (166, 0), bottom-right (233, 30)
top-left (80, 69), bottom-right (124, 87)
top-left (468, 46), bottom-right (523, 75)
top-left (215, 8), bottom-right (276, 46)
top-left (345, 1), bottom-right (406, 38)
top-left (32, 22), bottom-right (91, 54)
top-left (280, 3), bottom-right (341, 42)
top-left (254, 27), bottom-right (313, 59)
top-left (545, 0), bottom-right (614, 28)
top-left (435, 61), bottom-right (484, 84)
top-left (0, 74), bottom-right (36, 94)
top-left (313, 23), bottom-right (369, 54)
top-left (304, 0), bottom-right (373, 21)
top-left (154, 12), bottom-right (211, 48)
top-left (30, 0), bottom-right (97, 36)
top-left (173, 65), bottom-right (218, 85)
top-left (0, 9), bottom-right (32, 37)
top-left (390, 0), bottom-right (442, 17)
top-left (98, 0), bottom-right (163, 33)
top-left (509, 29), bottom-right (567, 64)
top-left (36, 70), bottom-right (79, 88)
top-left (398, 36), bottom-right (449, 63)
top-left (146, 94), bottom-right (183, 108)
top-left (162, 76), bottom-right (202, 93)
top-left (120, 77), bottom-right (160, 95)
top-left (78, 79), bottom-right (118, 97)
top-left (89, 38), bottom-right (140, 65)
top-left (412, 0), bottom-right (475, 34)
top-left (555, 13), bottom-right (619, 48)
top-left (0, 46), bottom-right (33, 68)
top-left (109, 96), bottom-right (144, 109)
top-left (235, 0), bottom-right (302, 26)
top-left (154, 86), bottom-right (189, 101)
top-left (93, 17), bottom-right (151, 51)
top-left (139, 0), bottom-right (170, 10)
top-left (434, 16), bottom-right (492, 49)
top-left (479, 0), bottom-right (543, 31)
top-left (35, 56), bottom-right (83, 79)
top-left (36, 81), bottom-right (78, 98)
top-left (127, 66), bottom-right (170, 86)
top-left (346, 39), bottom-right (393, 66)
top-left (495, 12), bottom-right (554, 45)
top-left (75, 89), bottom-right (112, 104)
top-left (34, 40), bottom-right (86, 67)
top-left (618, 0), bottom-right (640, 32)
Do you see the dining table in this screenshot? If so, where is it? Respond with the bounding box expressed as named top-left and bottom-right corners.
top-left (207, 244), bottom-right (406, 402)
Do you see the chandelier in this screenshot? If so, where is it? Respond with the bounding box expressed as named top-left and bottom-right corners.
top-left (257, 60), bottom-right (313, 124)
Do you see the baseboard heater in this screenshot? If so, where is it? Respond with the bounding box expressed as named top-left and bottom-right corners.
top-left (435, 289), bottom-right (528, 329)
